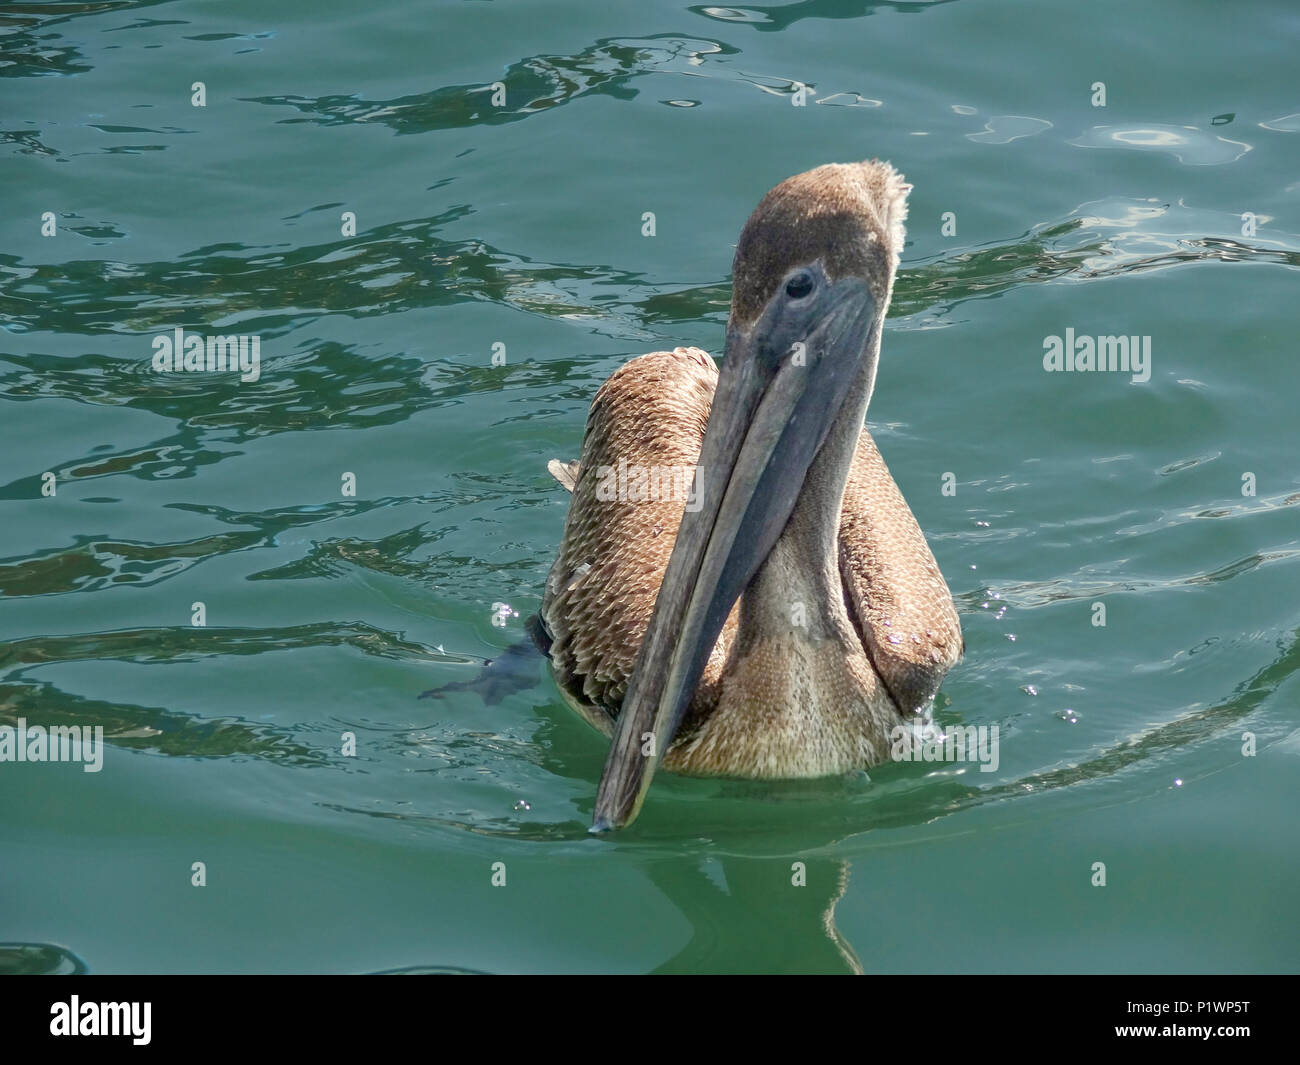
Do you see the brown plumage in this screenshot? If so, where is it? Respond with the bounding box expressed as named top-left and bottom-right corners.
top-left (534, 161), bottom-right (962, 825)
top-left (540, 345), bottom-right (961, 766)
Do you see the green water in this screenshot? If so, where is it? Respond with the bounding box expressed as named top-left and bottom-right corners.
top-left (2, 0), bottom-right (1297, 974)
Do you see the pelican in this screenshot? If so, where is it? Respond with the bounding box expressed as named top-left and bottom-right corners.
top-left (534, 161), bottom-right (962, 831)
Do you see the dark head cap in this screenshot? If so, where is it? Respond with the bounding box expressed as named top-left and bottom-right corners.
top-left (729, 160), bottom-right (909, 327)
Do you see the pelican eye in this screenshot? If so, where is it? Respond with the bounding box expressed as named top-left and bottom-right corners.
top-left (785, 272), bottom-right (814, 300)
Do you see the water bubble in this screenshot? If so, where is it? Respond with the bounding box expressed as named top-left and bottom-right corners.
top-left (513, 799), bottom-right (531, 812)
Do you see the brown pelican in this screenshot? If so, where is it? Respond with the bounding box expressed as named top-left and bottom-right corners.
top-left (534, 161), bottom-right (963, 831)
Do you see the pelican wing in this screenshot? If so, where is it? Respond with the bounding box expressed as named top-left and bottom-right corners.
top-left (538, 345), bottom-right (962, 730)
top-left (838, 432), bottom-right (964, 715)
top-left (538, 348), bottom-right (731, 724)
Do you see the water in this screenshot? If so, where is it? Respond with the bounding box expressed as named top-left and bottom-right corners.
top-left (2, 0), bottom-right (1297, 973)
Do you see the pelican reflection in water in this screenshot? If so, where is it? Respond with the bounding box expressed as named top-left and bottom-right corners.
top-left (533, 161), bottom-right (963, 831)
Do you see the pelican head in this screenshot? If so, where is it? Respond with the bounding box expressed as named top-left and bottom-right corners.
top-left (592, 161), bottom-right (911, 831)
